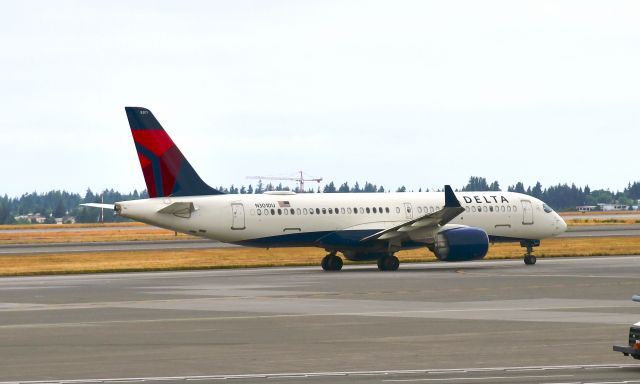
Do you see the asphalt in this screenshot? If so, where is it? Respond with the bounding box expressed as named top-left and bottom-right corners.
top-left (1, 256), bottom-right (640, 383)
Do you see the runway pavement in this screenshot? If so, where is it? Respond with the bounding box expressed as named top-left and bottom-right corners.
top-left (1, 224), bottom-right (639, 255)
top-left (1, 256), bottom-right (640, 382)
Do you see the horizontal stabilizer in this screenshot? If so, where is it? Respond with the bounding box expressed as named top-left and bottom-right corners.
top-left (81, 203), bottom-right (115, 210)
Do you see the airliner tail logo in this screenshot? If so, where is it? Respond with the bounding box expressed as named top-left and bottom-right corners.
top-left (125, 107), bottom-right (223, 198)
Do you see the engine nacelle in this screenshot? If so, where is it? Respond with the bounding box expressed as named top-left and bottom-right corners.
top-left (433, 227), bottom-right (489, 262)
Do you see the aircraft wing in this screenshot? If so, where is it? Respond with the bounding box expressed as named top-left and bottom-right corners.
top-left (360, 185), bottom-right (465, 243)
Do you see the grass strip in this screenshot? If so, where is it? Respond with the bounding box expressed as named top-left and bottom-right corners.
top-left (2, 236), bottom-right (640, 276)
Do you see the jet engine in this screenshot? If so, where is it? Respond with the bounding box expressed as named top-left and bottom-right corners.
top-left (433, 227), bottom-right (489, 262)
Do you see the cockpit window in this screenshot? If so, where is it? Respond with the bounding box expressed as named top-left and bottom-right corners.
top-left (543, 203), bottom-right (553, 213)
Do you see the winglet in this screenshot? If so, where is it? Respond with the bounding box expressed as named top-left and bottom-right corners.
top-left (444, 185), bottom-right (461, 208)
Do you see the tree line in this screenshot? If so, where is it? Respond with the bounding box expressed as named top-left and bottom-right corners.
top-left (1, 177), bottom-right (639, 224)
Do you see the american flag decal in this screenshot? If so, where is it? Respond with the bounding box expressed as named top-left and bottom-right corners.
top-left (278, 201), bottom-right (291, 208)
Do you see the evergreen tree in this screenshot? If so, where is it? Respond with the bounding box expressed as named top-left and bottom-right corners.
top-left (462, 176), bottom-right (490, 191)
top-left (364, 182), bottom-right (377, 192)
top-left (338, 182), bottom-right (350, 193)
top-left (323, 182), bottom-right (337, 193)
top-left (531, 182), bottom-right (543, 199)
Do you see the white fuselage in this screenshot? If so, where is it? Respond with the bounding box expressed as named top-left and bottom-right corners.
top-left (116, 191), bottom-right (566, 251)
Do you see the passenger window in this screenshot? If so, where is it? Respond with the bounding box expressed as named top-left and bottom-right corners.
top-left (297, 208), bottom-right (302, 215)
top-left (284, 209), bottom-right (288, 215)
top-left (353, 207), bottom-right (358, 213)
top-left (347, 208), bottom-right (352, 214)
top-left (271, 209), bottom-right (276, 215)
top-left (340, 208), bottom-right (345, 214)
top-left (379, 207), bottom-right (383, 213)
top-left (513, 206), bottom-right (517, 212)
top-left (372, 207), bottom-right (377, 213)
top-left (322, 208), bottom-right (327, 214)
top-left (328, 208), bottom-right (333, 214)
top-left (465, 206), bottom-right (469, 212)
top-left (359, 207), bottom-right (364, 214)
top-left (316, 208), bottom-right (320, 214)
top-left (335, 207), bottom-right (339, 214)
top-left (417, 207), bottom-right (423, 214)
top-left (430, 207), bottom-right (434, 213)
top-left (277, 209), bottom-right (282, 215)
top-left (477, 206), bottom-right (482, 212)
top-left (264, 209), bottom-right (269, 216)
top-left (483, 206), bottom-right (488, 212)
top-left (366, 207), bottom-right (371, 214)
top-left (507, 206), bottom-right (511, 212)
top-left (501, 206), bottom-right (505, 212)
top-left (303, 208), bottom-right (308, 215)
top-left (472, 206), bottom-right (476, 212)
top-left (396, 207), bottom-right (401, 213)
top-left (257, 209), bottom-right (262, 216)
top-left (385, 207), bottom-right (390, 213)
top-left (309, 209), bottom-right (314, 215)
top-left (495, 205), bottom-right (499, 212)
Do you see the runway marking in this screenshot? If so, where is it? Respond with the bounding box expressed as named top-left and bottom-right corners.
top-left (1, 365), bottom-right (638, 384)
top-left (383, 374), bottom-right (574, 382)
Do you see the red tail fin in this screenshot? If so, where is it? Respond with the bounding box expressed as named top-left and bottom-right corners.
top-left (125, 107), bottom-right (223, 198)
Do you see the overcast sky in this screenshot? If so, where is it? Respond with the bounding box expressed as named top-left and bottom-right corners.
top-left (1, 1), bottom-right (639, 197)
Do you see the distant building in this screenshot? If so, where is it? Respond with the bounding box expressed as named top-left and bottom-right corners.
top-left (14, 213), bottom-right (47, 224)
top-left (54, 216), bottom-right (76, 224)
top-left (598, 203), bottom-right (629, 211)
top-left (576, 205), bottom-right (597, 212)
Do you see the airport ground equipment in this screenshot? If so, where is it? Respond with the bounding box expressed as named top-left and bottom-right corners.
top-left (613, 295), bottom-right (640, 359)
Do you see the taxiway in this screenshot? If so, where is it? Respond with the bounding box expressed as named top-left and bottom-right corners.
top-left (1, 256), bottom-right (640, 382)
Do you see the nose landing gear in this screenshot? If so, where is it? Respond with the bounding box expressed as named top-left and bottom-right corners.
top-left (521, 240), bottom-right (540, 265)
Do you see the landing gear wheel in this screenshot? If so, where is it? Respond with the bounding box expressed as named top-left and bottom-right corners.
top-left (377, 255), bottom-right (400, 271)
top-left (521, 240), bottom-right (539, 266)
top-left (321, 254), bottom-right (343, 271)
top-left (321, 255), bottom-right (330, 271)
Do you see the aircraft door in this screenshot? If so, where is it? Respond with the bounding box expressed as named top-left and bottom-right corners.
top-left (521, 200), bottom-right (533, 225)
top-left (231, 203), bottom-right (246, 230)
top-left (403, 203), bottom-right (413, 219)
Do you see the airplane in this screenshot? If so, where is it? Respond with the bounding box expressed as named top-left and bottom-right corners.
top-left (83, 107), bottom-right (567, 271)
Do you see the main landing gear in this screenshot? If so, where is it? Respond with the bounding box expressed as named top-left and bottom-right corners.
top-left (377, 254), bottom-right (400, 271)
top-left (521, 240), bottom-right (540, 265)
top-left (321, 252), bottom-right (343, 271)
top-left (320, 252), bottom-right (400, 271)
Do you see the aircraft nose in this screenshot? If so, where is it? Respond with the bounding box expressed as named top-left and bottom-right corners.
top-left (556, 215), bottom-right (567, 233)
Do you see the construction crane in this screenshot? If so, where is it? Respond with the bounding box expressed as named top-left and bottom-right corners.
top-left (246, 171), bottom-right (323, 193)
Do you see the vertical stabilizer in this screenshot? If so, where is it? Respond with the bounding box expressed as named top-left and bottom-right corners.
top-left (125, 107), bottom-right (223, 198)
